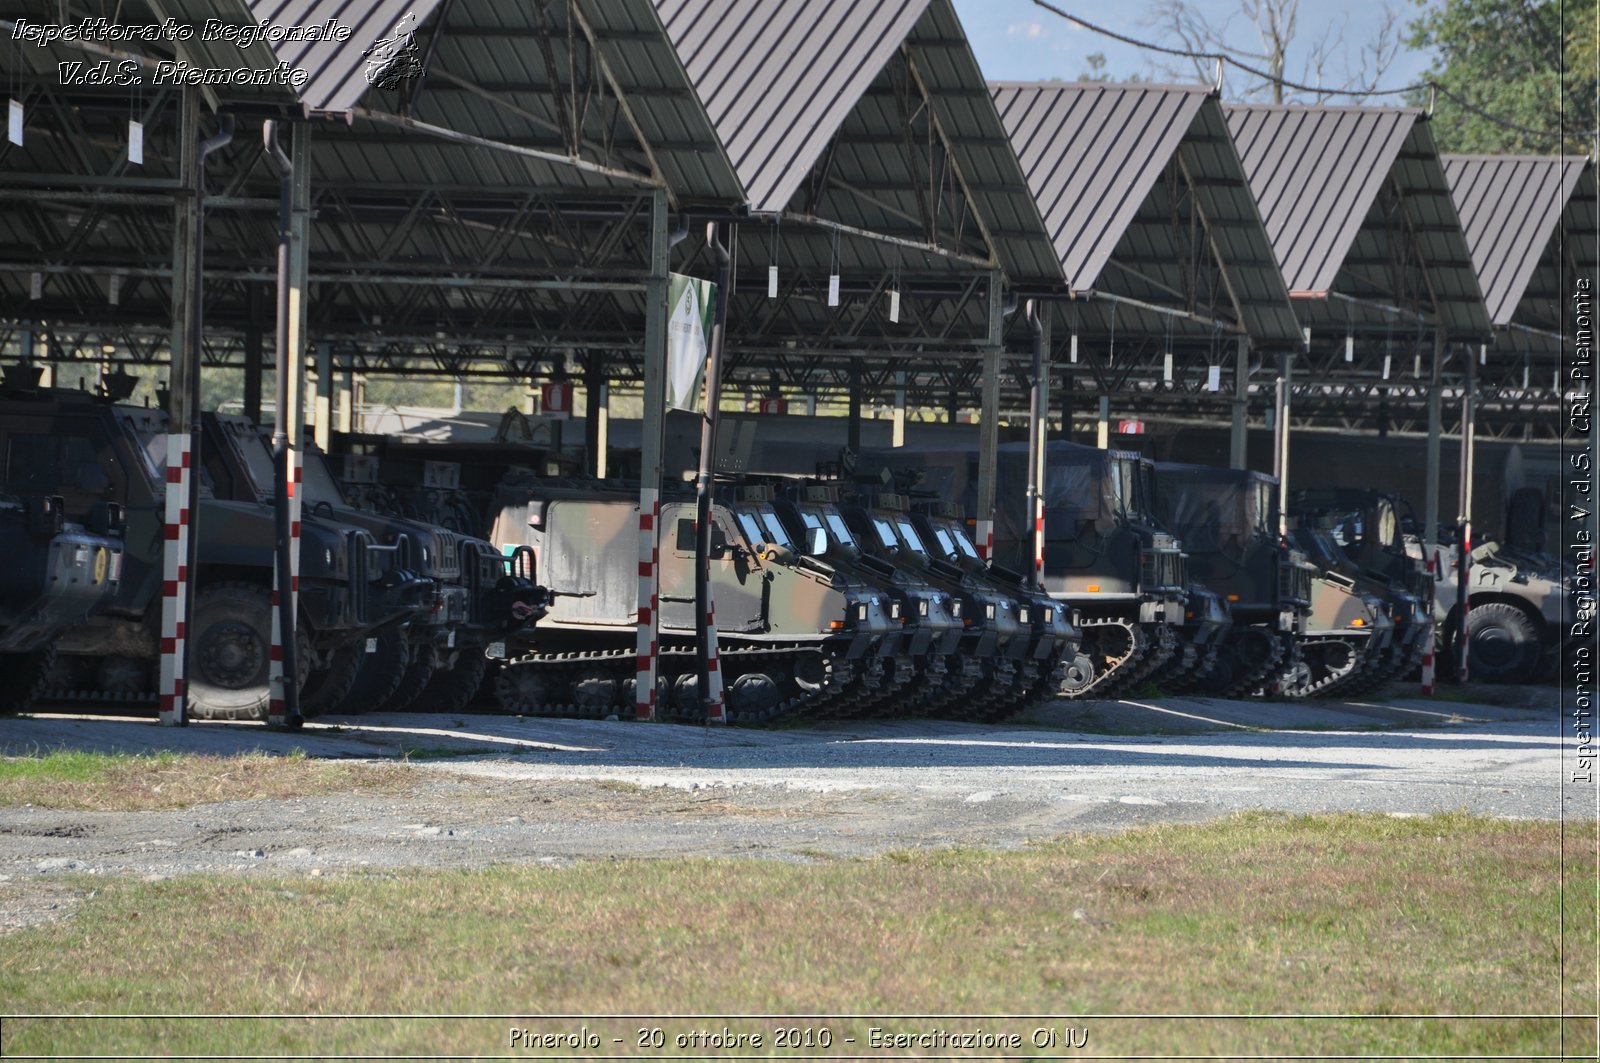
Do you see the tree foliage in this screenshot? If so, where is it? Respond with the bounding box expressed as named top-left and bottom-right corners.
top-left (1406, 0), bottom-right (1596, 154)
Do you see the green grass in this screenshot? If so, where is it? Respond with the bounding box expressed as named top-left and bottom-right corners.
top-left (0, 812), bottom-right (1592, 1058)
top-left (0, 748), bottom-right (412, 811)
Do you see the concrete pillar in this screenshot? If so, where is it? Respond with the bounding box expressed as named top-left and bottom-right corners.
top-left (1095, 394), bottom-right (1110, 449)
top-left (585, 354), bottom-right (608, 478)
top-left (244, 287), bottom-right (263, 423)
top-left (1424, 330), bottom-right (1445, 542)
top-left (633, 188), bottom-right (670, 722)
top-left (891, 370), bottom-right (907, 447)
top-left (338, 367), bottom-right (354, 434)
top-left (1230, 335), bottom-right (1249, 470)
top-left (974, 271), bottom-right (1004, 561)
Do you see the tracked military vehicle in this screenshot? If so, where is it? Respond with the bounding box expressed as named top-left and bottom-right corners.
top-left (0, 383), bottom-right (409, 721)
top-left (203, 413), bottom-right (545, 714)
top-left (486, 481), bottom-right (894, 724)
top-left (0, 458), bottom-right (124, 712)
top-left (875, 442), bottom-right (1187, 698)
top-left (1130, 456), bottom-right (1230, 690)
top-left (1152, 463), bottom-right (1315, 697)
top-left (1290, 489), bottom-right (1433, 691)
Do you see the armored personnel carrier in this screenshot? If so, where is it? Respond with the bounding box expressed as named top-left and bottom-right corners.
top-left (1152, 463), bottom-right (1315, 696)
top-left (0, 383), bottom-right (408, 721)
top-left (485, 480), bottom-right (895, 724)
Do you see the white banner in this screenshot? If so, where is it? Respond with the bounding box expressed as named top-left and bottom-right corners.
top-left (665, 273), bottom-right (715, 412)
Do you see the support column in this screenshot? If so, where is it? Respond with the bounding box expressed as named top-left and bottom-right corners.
top-left (891, 370), bottom-right (907, 447)
top-left (846, 360), bottom-right (863, 453)
top-left (157, 87), bottom-right (199, 728)
top-left (338, 367), bottom-right (354, 433)
top-left (1230, 336), bottom-right (1249, 470)
top-left (244, 289), bottom-right (263, 423)
top-left (633, 188), bottom-right (670, 722)
top-left (314, 341), bottom-right (333, 452)
top-left (1061, 360), bottom-right (1075, 443)
top-left (1095, 395), bottom-right (1110, 449)
top-left (974, 270), bottom-right (1004, 562)
top-left (1424, 330), bottom-right (1445, 543)
top-left (1456, 345), bottom-right (1479, 679)
top-left (1274, 348), bottom-right (1294, 537)
top-left (1025, 302), bottom-right (1050, 582)
top-left (585, 354), bottom-right (609, 478)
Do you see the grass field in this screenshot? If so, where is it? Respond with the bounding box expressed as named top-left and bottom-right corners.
top-left (1, 811), bottom-right (1593, 1058)
top-left (0, 749), bottom-right (411, 811)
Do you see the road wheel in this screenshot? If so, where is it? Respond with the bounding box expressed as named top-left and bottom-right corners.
top-left (418, 650), bottom-right (490, 715)
top-left (1464, 603), bottom-right (1541, 684)
top-left (189, 582), bottom-right (302, 721)
top-left (300, 641), bottom-right (361, 719)
top-left (0, 645), bottom-right (55, 714)
top-left (332, 629), bottom-right (410, 715)
top-left (377, 648), bottom-right (437, 712)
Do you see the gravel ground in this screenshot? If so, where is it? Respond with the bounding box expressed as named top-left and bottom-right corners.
top-left (0, 686), bottom-right (1574, 919)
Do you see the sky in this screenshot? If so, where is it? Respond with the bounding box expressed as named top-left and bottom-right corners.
top-left (951, 0), bottom-right (1437, 99)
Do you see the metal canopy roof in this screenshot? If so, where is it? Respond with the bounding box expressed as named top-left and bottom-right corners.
top-left (1442, 155), bottom-right (1589, 327)
top-left (991, 82), bottom-right (1298, 346)
top-left (1227, 104), bottom-right (1491, 338)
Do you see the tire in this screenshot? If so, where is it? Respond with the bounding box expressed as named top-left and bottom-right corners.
top-left (188, 582), bottom-right (303, 722)
top-left (0, 646), bottom-right (55, 714)
top-left (331, 629), bottom-right (410, 715)
top-left (376, 647), bottom-right (437, 712)
top-left (1463, 603), bottom-right (1541, 685)
top-left (299, 641), bottom-right (362, 719)
top-left (418, 650), bottom-right (490, 714)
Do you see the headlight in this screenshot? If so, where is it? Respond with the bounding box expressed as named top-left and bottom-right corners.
top-left (324, 548), bottom-right (334, 567)
top-left (856, 603), bottom-right (869, 620)
top-left (985, 602), bottom-right (996, 620)
top-left (918, 599), bottom-right (929, 617)
top-left (1019, 607), bottom-right (1030, 624)
top-left (890, 601), bottom-right (901, 619)
top-left (952, 600), bottom-right (963, 618)
top-left (1044, 607), bottom-right (1054, 623)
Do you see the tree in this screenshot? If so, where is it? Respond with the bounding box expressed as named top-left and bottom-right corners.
top-left (1146, 0), bottom-right (1401, 103)
top-left (1407, 0), bottom-right (1595, 154)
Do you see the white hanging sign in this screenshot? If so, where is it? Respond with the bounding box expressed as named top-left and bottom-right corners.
top-left (827, 274), bottom-right (840, 307)
top-left (7, 99), bottom-right (22, 146)
top-left (1162, 352), bottom-right (1173, 383)
top-left (664, 272), bottom-right (715, 412)
top-left (767, 265), bottom-right (778, 299)
top-left (1069, 334), bottom-right (1078, 364)
top-left (1206, 364), bottom-right (1221, 391)
top-left (1344, 335), bottom-right (1353, 362)
top-left (108, 274), bottom-right (122, 305)
top-left (128, 119), bottom-right (144, 165)
top-left (888, 288), bottom-right (900, 323)
top-left (1382, 354), bottom-right (1392, 380)
top-left (29, 271), bottom-right (42, 300)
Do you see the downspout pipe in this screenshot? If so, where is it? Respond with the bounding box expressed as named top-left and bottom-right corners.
top-left (1025, 299), bottom-right (1046, 585)
top-left (261, 119), bottom-right (300, 727)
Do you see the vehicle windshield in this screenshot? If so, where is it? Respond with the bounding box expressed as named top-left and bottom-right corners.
top-left (799, 509), bottom-right (829, 552)
top-left (114, 414), bottom-right (166, 491)
top-left (299, 451), bottom-right (345, 506)
top-left (824, 511), bottom-right (855, 547)
top-left (758, 510), bottom-right (792, 548)
top-left (736, 511), bottom-right (764, 545)
top-left (949, 523), bottom-right (981, 561)
top-left (930, 525), bottom-right (958, 560)
top-left (216, 419), bottom-right (277, 503)
top-left (1329, 509), bottom-right (1365, 551)
top-left (1110, 458), bottom-right (1137, 519)
top-left (894, 517), bottom-right (929, 559)
top-left (871, 516), bottom-right (899, 554)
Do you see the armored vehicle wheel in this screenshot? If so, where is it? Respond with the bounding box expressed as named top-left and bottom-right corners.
top-left (1196, 649), bottom-right (1234, 694)
top-left (97, 655), bottom-right (148, 696)
top-left (728, 671), bottom-right (782, 723)
top-left (0, 646), bottom-right (55, 714)
top-left (332, 630), bottom-right (410, 715)
top-left (1463, 603), bottom-right (1541, 684)
top-left (1057, 653), bottom-right (1095, 696)
top-left (419, 651), bottom-right (490, 715)
top-left (495, 662), bottom-right (547, 714)
top-left (377, 649), bottom-right (437, 712)
top-left (572, 668), bottom-right (619, 715)
top-left (189, 582), bottom-right (299, 721)
top-left (300, 642), bottom-right (361, 719)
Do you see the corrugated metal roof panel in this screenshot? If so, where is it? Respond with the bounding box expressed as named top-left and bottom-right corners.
top-left (1442, 155), bottom-right (1588, 326)
top-left (991, 82), bottom-right (1207, 291)
top-left (1225, 104), bottom-right (1415, 294)
top-left (656, 0), bottom-right (930, 213)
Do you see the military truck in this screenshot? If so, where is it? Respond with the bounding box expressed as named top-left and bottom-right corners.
top-left (0, 460), bottom-right (124, 712)
top-left (202, 413), bottom-right (544, 714)
top-left (1152, 463), bottom-right (1315, 696)
top-left (1130, 456), bottom-right (1230, 690)
top-left (1290, 489), bottom-right (1434, 690)
top-left (485, 481), bottom-right (895, 724)
top-left (875, 442), bottom-right (1188, 698)
top-left (0, 383), bottom-right (409, 721)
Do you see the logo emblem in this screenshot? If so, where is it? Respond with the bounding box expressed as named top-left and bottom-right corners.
top-left (363, 11), bottom-right (423, 88)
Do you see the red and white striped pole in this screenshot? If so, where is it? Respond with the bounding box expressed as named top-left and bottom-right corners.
top-left (634, 488), bottom-right (660, 721)
top-left (268, 449), bottom-right (303, 726)
top-left (157, 433), bottom-right (192, 726)
top-left (705, 600), bottom-right (725, 724)
top-left (975, 518), bottom-right (994, 563)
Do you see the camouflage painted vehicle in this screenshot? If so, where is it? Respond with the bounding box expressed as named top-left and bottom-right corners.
top-left (0, 440), bottom-right (124, 711)
top-left (0, 385), bottom-right (424, 720)
top-left (203, 413), bottom-right (546, 714)
top-left (1152, 463), bottom-right (1315, 697)
top-left (1283, 516), bottom-right (1404, 697)
top-left (905, 497), bottom-right (1082, 715)
top-left (486, 481), bottom-right (894, 724)
top-left (1290, 489), bottom-right (1434, 692)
